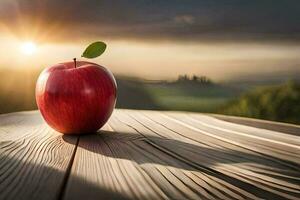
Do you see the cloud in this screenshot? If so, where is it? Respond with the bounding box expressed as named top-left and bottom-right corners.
top-left (0, 0), bottom-right (300, 43)
top-left (174, 15), bottom-right (195, 25)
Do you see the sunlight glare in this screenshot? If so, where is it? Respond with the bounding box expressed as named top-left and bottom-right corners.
top-left (20, 41), bottom-right (37, 55)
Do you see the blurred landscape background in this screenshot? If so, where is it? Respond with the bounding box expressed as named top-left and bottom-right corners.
top-left (1, 69), bottom-right (299, 124)
top-left (0, 0), bottom-right (300, 124)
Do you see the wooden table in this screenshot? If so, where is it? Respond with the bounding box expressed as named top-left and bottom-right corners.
top-left (0, 109), bottom-right (299, 200)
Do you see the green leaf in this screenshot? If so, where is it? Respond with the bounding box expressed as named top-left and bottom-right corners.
top-left (81, 41), bottom-right (107, 59)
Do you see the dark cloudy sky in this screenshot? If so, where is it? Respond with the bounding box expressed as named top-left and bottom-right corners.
top-left (0, 0), bottom-right (299, 81)
top-left (1, 0), bottom-right (300, 42)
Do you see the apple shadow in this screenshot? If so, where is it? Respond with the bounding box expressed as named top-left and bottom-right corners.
top-left (0, 146), bottom-right (131, 200)
top-left (62, 130), bottom-right (300, 199)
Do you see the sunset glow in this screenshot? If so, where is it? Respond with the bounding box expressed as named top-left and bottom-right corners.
top-left (0, 1), bottom-right (298, 81)
top-left (20, 41), bottom-right (37, 55)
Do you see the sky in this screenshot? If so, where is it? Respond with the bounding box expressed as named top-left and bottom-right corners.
top-left (0, 0), bottom-right (300, 81)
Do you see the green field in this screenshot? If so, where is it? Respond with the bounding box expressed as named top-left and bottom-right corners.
top-left (143, 82), bottom-right (239, 112)
top-left (149, 96), bottom-right (228, 112)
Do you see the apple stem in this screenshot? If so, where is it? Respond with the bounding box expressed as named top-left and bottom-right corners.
top-left (73, 58), bottom-right (77, 68)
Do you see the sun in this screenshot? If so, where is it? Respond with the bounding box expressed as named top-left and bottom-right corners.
top-left (20, 41), bottom-right (37, 55)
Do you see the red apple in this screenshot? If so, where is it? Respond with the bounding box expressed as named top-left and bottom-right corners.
top-left (36, 60), bottom-right (117, 134)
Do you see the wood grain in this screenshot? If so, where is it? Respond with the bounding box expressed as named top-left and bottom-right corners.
top-left (0, 111), bottom-right (78, 200)
top-left (1, 109), bottom-right (299, 200)
top-left (212, 114), bottom-right (300, 136)
top-left (64, 110), bottom-right (300, 200)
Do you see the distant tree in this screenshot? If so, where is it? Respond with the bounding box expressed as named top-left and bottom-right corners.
top-left (192, 75), bottom-right (198, 81)
top-left (198, 76), bottom-right (211, 84)
top-left (178, 74), bottom-right (189, 82)
top-left (177, 74), bottom-right (212, 84)
top-left (221, 80), bottom-right (300, 124)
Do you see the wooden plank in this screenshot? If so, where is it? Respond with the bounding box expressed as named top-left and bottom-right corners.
top-left (0, 111), bottom-right (78, 200)
top-left (64, 109), bottom-right (300, 200)
top-left (136, 111), bottom-right (300, 199)
top-left (211, 114), bottom-right (300, 136)
top-left (193, 113), bottom-right (300, 147)
top-left (167, 112), bottom-right (300, 169)
top-left (1, 109), bottom-right (299, 200)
